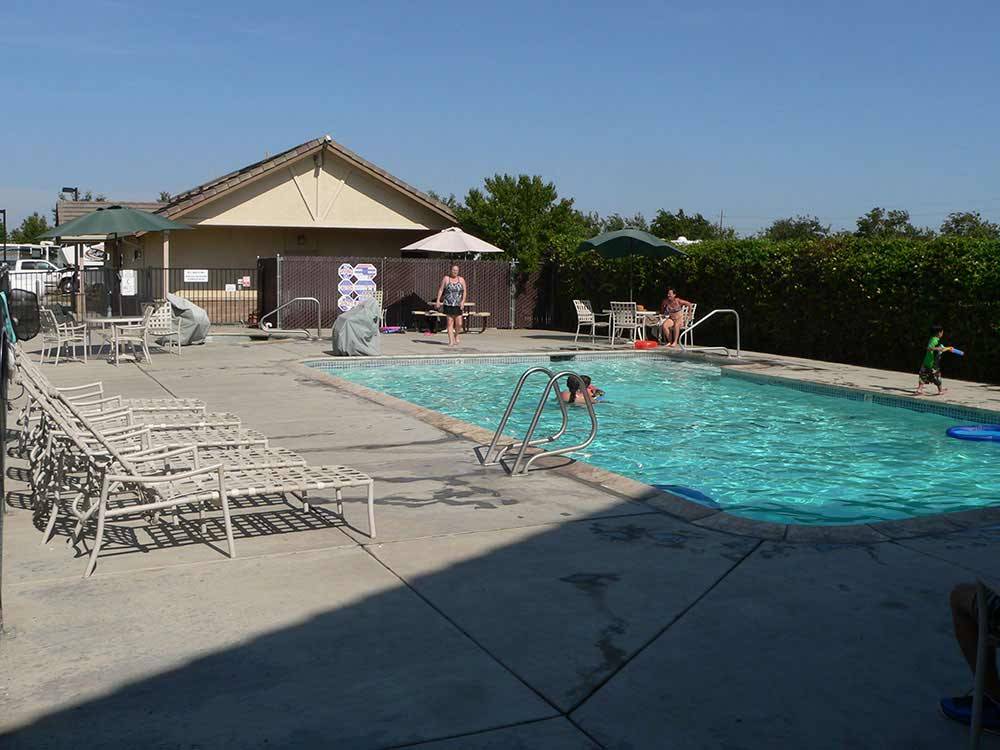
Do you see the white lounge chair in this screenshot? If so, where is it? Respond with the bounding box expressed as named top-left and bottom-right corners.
top-left (18, 359), bottom-right (377, 577)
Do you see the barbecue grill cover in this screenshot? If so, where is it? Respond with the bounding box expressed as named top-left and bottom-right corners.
top-left (332, 298), bottom-right (381, 356)
top-left (166, 292), bottom-right (210, 345)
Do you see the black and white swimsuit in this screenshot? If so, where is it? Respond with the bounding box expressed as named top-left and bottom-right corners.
top-left (442, 280), bottom-right (464, 315)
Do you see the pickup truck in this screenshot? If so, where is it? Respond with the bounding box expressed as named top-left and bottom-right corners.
top-left (8, 259), bottom-right (66, 294)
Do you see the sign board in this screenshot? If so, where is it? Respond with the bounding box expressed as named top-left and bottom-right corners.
top-left (183, 269), bottom-right (209, 283)
top-left (241, 275), bottom-right (251, 288)
top-left (120, 269), bottom-right (137, 297)
top-left (336, 263), bottom-right (380, 312)
top-left (224, 283), bottom-right (237, 293)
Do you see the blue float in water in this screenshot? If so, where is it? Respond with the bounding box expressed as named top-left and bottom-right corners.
top-left (947, 425), bottom-right (1000, 442)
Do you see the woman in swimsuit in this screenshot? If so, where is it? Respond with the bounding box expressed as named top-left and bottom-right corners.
top-left (659, 287), bottom-right (693, 347)
top-left (434, 264), bottom-right (467, 347)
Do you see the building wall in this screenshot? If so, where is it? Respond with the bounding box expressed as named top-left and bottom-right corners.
top-left (126, 226), bottom-right (432, 269)
top-left (180, 150), bottom-right (448, 230)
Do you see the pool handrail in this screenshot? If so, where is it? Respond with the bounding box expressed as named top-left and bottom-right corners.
top-left (476, 366), bottom-right (570, 466)
top-left (508, 369), bottom-right (598, 476)
top-left (679, 308), bottom-right (741, 358)
top-left (259, 297), bottom-right (321, 339)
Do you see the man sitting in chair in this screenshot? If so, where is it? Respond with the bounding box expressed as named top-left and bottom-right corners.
top-left (659, 288), bottom-right (694, 348)
top-left (941, 582), bottom-right (1000, 731)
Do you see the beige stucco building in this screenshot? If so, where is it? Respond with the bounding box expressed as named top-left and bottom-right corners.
top-left (58, 134), bottom-right (457, 274)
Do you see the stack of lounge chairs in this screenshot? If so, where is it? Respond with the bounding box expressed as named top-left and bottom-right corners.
top-left (12, 348), bottom-right (375, 576)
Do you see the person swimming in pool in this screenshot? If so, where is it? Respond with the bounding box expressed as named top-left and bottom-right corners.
top-left (560, 375), bottom-right (603, 404)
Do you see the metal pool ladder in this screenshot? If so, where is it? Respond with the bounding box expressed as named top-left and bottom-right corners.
top-left (475, 366), bottom-right (598, 476)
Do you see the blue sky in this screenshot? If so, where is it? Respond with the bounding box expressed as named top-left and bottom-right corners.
top-left (2, 0), bottom-right (999, 235)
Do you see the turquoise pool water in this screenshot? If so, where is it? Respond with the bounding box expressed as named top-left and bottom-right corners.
top-left (323, 357), bottom-right (999, 525)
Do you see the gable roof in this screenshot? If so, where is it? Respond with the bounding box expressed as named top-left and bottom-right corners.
top-left (56, 200), bottom-right (164, 225)
top-left (159, 135), bottom-right (457, 223)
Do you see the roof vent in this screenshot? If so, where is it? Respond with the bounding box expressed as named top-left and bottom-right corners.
top-left (323, 134), bottom-right (332, 142)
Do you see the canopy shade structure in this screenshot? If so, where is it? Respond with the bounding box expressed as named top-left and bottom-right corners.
top-left (578, 229), bottom-right (685, 259)
top-left (579, 229), bottom-right (686, 302)
top-left (41, 205), bottom-right (190, 238)
top-left (401, 226), bottom-right (504, 254)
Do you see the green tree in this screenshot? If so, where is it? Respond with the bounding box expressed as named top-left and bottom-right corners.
top-left (600, 212), bottom-right (648, 232)
top-left (649, 208), bottom-right (732, 240)
top-left (426, 189), bottom-right (459, 211)
top-left (454, 174), bottom-right (592, 270)
top-left (158, 191), bottom-right (172, 203)
top-left (855, 207), bottom-right (932, 238)
top-left (9, 212), bottom-right (51, 244)
top-left (762, 214), bottom-right (830, 241)
top-left (939, 210), bottom-right (1000, 239)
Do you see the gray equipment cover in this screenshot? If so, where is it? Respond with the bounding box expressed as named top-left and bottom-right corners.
top-left (332, 298), bottom-right (381, 356)
top-left (166, 292), bottom-right (210, 345)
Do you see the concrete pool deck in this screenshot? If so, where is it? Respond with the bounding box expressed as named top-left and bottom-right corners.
top-left (2, 330), bottom-right (999, 748)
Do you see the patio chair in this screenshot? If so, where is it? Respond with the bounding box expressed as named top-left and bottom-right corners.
top-left (38, 308), bottom-right (89, 365)
top-left (609, 301), bottom-right (640, 348)
top-left (678, 303), bottom-right (698, 347)
top-left (573, 299), bottom-right (610, 345)
top-left (112, 305), bottom-right (154, 365)
top-left (971, 580), bottom-right (1000, 749)
top-left (145, 299), bottom-right (182, 356)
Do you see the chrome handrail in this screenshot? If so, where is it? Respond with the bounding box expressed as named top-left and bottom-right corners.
top-left (509, 370), bottom-right (598, 476)
top-left (477, 366), bottom-right (569, 466)
top-left (258, 297), bottom-right (321, 339)
top-left (679, 308), bottom-right (741, 357)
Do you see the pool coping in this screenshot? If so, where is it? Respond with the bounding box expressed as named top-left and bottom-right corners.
top-left (291, 352), bottom-right (1000, 545)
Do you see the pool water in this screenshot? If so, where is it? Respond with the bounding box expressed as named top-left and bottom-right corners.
top-left (327, 358), bottom-right (999, 525)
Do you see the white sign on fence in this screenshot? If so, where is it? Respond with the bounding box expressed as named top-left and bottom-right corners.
top-left (120, 269), bottom-right (137, 297)
top-left (183, 269), bottom-right (209, 283)
top-left (224, 283), bottom-right (237, 293)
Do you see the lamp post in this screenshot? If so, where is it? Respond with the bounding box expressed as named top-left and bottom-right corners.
top-left (61, 187), bottom-right (82, 315)
top-left (1, 208), bottom-right (6, 264)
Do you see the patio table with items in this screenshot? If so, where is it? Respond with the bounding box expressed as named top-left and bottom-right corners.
top-left (410, 302), bottom-right (490, 334)
top-left (603, 308), bottom-right (661, 342)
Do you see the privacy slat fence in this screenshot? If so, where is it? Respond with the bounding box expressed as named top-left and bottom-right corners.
top-left (30, 259), bottom-right (550, 331)
top-left (259, 256), bottom-right (548, 331)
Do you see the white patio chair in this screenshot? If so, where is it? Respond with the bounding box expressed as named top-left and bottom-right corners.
top-left (358, 289), bottom-right (386, 326)
top-left (146, 300), bottom-right (182, 356)
top-left (970, 580), bottom-right (1000, 749)
top-left (38, 308), bottom-right (89, 365)
top-left (609, 301), bottom-right (640, 348)
top-left (678, 303), bottom-right (698, 347)
top-left (112, 305), bottom-right (154, 365)
top-left (573, 299), bottom-right (610, 345)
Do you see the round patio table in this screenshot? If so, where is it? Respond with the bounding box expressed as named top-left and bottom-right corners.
top-left (84, 316), bottom-right (146, 365)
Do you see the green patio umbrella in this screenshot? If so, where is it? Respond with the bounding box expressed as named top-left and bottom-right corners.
top-left (579, 229), bottom-right (685, 300)
top-left (41, 204), bottom-right (190, 238)
top-left (41, 205), bottom-right (190, 317)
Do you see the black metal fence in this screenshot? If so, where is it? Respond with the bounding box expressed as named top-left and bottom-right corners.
top-left (27, 267), bottom-right (258, 325)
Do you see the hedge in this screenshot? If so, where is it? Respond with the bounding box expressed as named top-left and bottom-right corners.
top-left (551, 237), bottom-right (1000, 384)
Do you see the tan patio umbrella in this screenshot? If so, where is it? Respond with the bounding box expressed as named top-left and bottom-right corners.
top-left (401, 227), bottom-right (504, 255)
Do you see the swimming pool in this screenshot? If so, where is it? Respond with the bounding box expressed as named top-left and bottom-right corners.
top-left (314, 356), bottom-right (999, 525)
